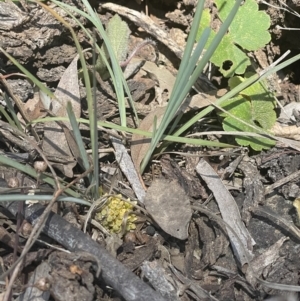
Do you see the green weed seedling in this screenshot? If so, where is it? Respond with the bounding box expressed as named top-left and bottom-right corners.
top-left (219, 73), bottom-right (277, 151)
top-left (196, 0), bottom-right (278, 150)
top-left (197, 0), bottom-right (271, 77)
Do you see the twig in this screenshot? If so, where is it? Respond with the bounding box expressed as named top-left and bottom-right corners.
top-left (259, 50), bottom-right (291, 76)
top-left (0, 120), bottom-right (62, 300)
top-left (1, 169), bottom-right (92, 297)
top-left (2, 191), bottom-right (61, 301)
top-left (101, 3), bottom-right (184, 59)
top-left (0, 120), bottom-right (59, 188)
top-left (1, 200), bottom-right (167, 301)
top-left (0, 75), bottom-right (40, 142)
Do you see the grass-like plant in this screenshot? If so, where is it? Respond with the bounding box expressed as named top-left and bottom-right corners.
top-left (0, 0), bottom-right (300, 201)
top-left (2, 2), bottom-right (300, 297)
top-left (46, 0), bottom-right (300, 175)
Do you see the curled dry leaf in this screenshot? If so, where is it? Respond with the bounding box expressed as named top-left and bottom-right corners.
top-left (278, 102), bottom-right (300, 124)
top-left (130, 89), bottom-right (224, 173)
top-left (187, 88), bottom-right (227, 110)
top-left (246, 236), bottom-right (288, 286)
top-left (272, 122), bottom-right (300, 141)
top-left (125, 61), bottom-right (176, 153)
top-left (17, 90), bottom-right (48, 125)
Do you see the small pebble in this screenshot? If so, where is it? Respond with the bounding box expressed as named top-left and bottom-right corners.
top-left (7, 177), bottom-right (19, 188)
top-left (21, 221), bottom-right (33, 237)
top-left (124, 232), bottom-right (137, 244)
top-left (34, 161), bottom-right (47, 173)
top-left (145, 225), bottom-right (155, 236)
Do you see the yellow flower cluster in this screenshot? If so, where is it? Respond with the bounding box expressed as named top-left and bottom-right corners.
top-left (95, 195), bottom-right (137, 234)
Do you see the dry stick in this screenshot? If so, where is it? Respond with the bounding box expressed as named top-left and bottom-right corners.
top-left (192, 205), bottom-right (300, 293)
top-left (0, 167), bottom-right (93, 279)
top-left (264, 169), bottom-right (300, 195)
top-left (0, 122), bottom-right (62, 301)
top-left (101, 3), bottom-right (184, 60)
top-left (0, 4), bottom-right (91, 298)
top-left (3, 172), bottom-right (93, 299)
top-left (1, 161), bottom-right (164, 299)
top-left (2, 201), bottom-right (167, 301)
top-left (250, 206), bottom-right (300, 241)
top-left (1, 168), bottom-right (94, 287)
top-left (3, 192), bottom-right (60, 301)
top-left (0, 120), bottom-right (60, 188)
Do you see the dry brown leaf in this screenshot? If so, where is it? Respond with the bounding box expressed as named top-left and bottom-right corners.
top-left (141, 61), bottom-right (176, 99)
top-left (246, 236), bottom-right (288, 286)
top-left (42, 55), bottom-right (81, 177)
top-left (144, 178), bottom-right (192, 239)
top-left (17, 91), bottom-right (47, 124)
top-left (186, 89), bottom-right (227, 111)
top-left (278, 102), bottom-right (300, 123)
top-left (131, 106), bottom-right (166, 173)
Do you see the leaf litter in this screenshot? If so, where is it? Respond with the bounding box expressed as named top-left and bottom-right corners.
top-left (1, 0), bottom-right (300, 300)
top-left (42, 54), bottom-right (81, 177)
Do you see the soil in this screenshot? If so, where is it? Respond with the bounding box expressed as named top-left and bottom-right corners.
top-left (0, 0), bottom-right (300, 301)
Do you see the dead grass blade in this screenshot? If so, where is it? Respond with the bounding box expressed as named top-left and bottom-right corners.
top-left (110, 135), bottom-right (146, 203)
top-left (196, 158), bottom-right (255, 266)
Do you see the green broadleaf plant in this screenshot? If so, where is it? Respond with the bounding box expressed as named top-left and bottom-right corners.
top-left (195, 0), bottom-right (276, 151)
top-left (140, 0), bottom-right (244, 173)
top-left (196, 0), bottom-right (271, 77)
top-left (219, 73), bottom-right (277, 150)
top-left (2, 0), bottom-right (300, 187)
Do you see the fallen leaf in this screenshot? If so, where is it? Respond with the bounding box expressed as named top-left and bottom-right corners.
top-left (17, 91), bottom-right (47, 124)
top-left (272, 122), bottom-right (300, 141)
top-left (111, 136), bottom-right (146, 203)
top-left (42, 55), bottom-right (81, 177)
top-left (130, 89), bottom-right (225, 173)
top-left (196, 158), bottom-right (255, 266)
top-left (131, 106), bottom-right (166, 173)
top-left (144, 178), bottom-right (192, 240)
top-left (185, 89), bottom-right (227, 111)
top-left (141, 61), bottom-right (176, 99)
top-left (131, 89), bottom-right (226, 173)
top-left (246, 236), bottom-right (288, 286)
top-left (278, 102), bottom-right (300, 123)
